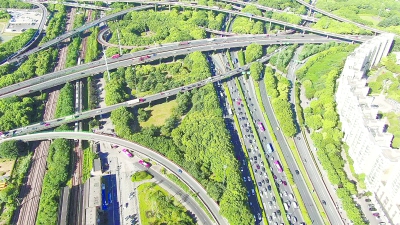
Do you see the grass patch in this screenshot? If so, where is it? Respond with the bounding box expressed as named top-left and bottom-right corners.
top-left (140, 100), bottom-right (178, 127)
top-left (131, 171), bottom-right (153, 182)
top-left (305, 51), bottom-right (349, 84)
top-left (358, 14), bottom-right (382, 26)
top-left (383, 112), bottom-right (400, 149)
top-left (82, 147), bottom-right (97, 183)
top-left (137, 182), bottom-right (195, 225)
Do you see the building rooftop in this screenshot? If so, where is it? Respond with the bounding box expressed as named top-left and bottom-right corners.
top-left (88, 176), bottom-right (101, 208)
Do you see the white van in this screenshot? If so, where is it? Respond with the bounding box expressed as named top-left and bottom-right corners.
top-left (283, 202), bottom-right (289, 211)
top-left (292, 201), bottom-right (299, 208)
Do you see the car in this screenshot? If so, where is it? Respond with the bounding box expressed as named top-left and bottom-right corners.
top-left (254, 156), bottom-right (257, 160)
top-left (365, 199), bottom-right (371, 202)
top-left (369, 208), bottom-right (377, 211)
top-left (254, 169), bottom-right (258, 173)
top-left (272, 196), bottom-right (276, 202)
top-left (243, 177), bottom-right (246, 182)
top-left (295, 170), bottom-right (300, 175)
top-left (322, 200), bottom-right (327, 205)
top-left (292, 216), bottom-right (297, 223)
top-left (373, 213), bottom-right (380, 217)
top-left (282, 181), bottom-right (287, 186)
top-left (368, 204), bottom-right (375, 208)
top-left (240, 167), bottom-right (243, 172)
top-left (45, 123), bottom-right (50, 126)
top-left (268, 216), bottom-right (273, 221)
top-left (276, 210), bottom-right (281, 216)
top-left (40, 122), bottom-right (45, 125)
top-left (122, 149), bottom-right (133, 157)
top-left (247, 191), bottom-right (250, 197)
top-left (273, 175), bottom-right (277, 179)
top-left (249, 201), bottom-right (253, 206)
top-left (256, 164), bottom-right (260, 169)
top-left (289, 193), bottom-right (294, 199)
top-left (125, 202), bottom-right (129, 208)
top-left (265, 178), bottom-right (269, 183)
top-left (267, 185), bottom-right (272, 191)
top-left (247, 176), bottom-right (251, 181)
top-left (287, 214), bottom-right (291, 221)
top-left (258, 182), bottom-right (262, 187)
top-left (251, 189), bottom-right (255, 195)
top-left (261, 179), bottom-right (265, 184)
top-left (283, 191), bottom-right (288, 197)
top-left (257, 213), bottom-right (261, 221)
top-left (178, 169), bottom-right (182, 173)
top-left (139, 159), bottom-right (150, 168)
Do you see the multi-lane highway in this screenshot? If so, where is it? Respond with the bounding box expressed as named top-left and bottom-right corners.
top-left (0, 1), bottom-right (48, 64)
top-left (6, 5), bottom-right (153, 64)
top-left (0, 34), bottom-right (363, 98)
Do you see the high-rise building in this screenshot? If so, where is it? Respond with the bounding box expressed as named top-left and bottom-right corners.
top-left (336, 33), bottom-right (400, 224)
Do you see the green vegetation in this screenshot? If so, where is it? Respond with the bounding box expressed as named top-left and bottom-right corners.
top-left (343, 144), bottom-right (366, 189)
top-left (131, 171), bottom-right (153, 182)
top-left (297, 44), bottom-right (358, 100)
top-left (0, 94), bottom-right (46, 131)
top-left (107, 52), bottom-right (254, 224)
top-left (0, 10), bottom-right (10, 21)
top-left (264, 66), bottom-right (297, 137)
top-left (65, 12), bottom-right (86, 68)
top-left (0, 153), bottom-right (31, 224)
top-left (316, 0), bottom-right (400, 33)
top-left (383, 112), bottom-right (400, 149)
top-left (245, 43), bottom-right (263, 63)
top-left (298, 42), bottom-right (338, 61)
top-left (297, 45), bottom-right (366, 224)
top-left (0, 29), bottom-right (36, 62)
top-left (109, 9), bottom-right (226, 46)
top-left (312, 17), bottom-right (371, 35)
top-left (270, 12), bottom-right (302, 25)
top-left (249, 61), bottom-right (263, 81)
top-left (0, 0), bottom-right (31, 8)
top-left (82, 147), bottom-right (97, 183)
top-left (36, 139), bottom-right (71, 225)
top-left (140, 100), bottom-right (178, 127)
top-left (0, 140), bottom-right (24, 159)
top-left (137, 182), bottom-right (195, 225)
top-left (238, 49), bottom-right (245, 66)
top-left (269, 44), bottom-right (298, 72)
top-left (84, 27), bottom-right (100, 63)
top-left (55, 83), bottom-right (75, 118)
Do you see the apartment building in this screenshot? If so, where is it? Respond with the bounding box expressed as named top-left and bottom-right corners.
top-left (336, 33), bottom-right (400, 224)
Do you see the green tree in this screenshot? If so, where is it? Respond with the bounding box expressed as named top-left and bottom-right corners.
top-left (245, 43), bottom-right (263, 63)
top-left (0, 140), bottom-right (20, 158)
top-left (249, 62), bottom-right (263, 81)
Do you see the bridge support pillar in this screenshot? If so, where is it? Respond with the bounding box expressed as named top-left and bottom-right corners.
top-left (154, 4), bottom-right (157, 11)
top-left (169, 5), bottom-right (171, 11)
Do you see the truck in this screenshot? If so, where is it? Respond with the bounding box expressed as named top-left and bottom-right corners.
top-left (126, 99), bottom-right (139, 105)
top-left (266, 143), bottom-right (274, 153)
top-left (178, 41), bottom-right (189, 45)
top-left (139, 55), bottom-right (150, 61)
top-left (244, 13), bottom-right (254, 17)
top-left (111, 54), bottom-right (120, 59)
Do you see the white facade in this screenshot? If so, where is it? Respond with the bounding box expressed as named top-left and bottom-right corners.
top-left (336, 33), bottom-right (400, 224)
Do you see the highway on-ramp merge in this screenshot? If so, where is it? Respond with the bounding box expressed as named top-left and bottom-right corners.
top-left (0, 132), bottom-right (224, 224)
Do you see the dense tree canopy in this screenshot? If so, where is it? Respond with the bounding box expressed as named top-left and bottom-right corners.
top-left (245, 43), bottom-right (263, 63)
top-left (0, 29), bottom-right (36, 62)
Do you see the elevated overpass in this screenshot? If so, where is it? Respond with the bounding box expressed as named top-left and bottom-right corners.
top-left (0, 34), bottom-right (362, 98)
top-left (6, 5), bottom-right (153, 64)
top-left (45, 1), bottom-right (111, 10)
top-left (0, 2), bottom-right (48, 64)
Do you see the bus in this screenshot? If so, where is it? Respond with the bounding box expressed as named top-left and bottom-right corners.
top-left (258, 122), bottom-right (265, 132)
top-left (266, 143), bottom-right (274, 153)
top-left (274, 160), bottom-right (283, 173)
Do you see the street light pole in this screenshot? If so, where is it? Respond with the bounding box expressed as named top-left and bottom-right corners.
top-left (101, 44), bottom-right (111, 81)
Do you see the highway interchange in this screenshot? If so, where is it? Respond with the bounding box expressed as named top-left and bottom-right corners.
top-left (0, 0), bottom-right (385, 224)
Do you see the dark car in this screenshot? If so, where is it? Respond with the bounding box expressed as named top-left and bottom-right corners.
top-left (256, 164), bottom-right (260, 169)
top-left (267, 185), bottom-right (272, 191)
top-left (295, 170), bottom-right (300, 175)
top-left (369, 208), bottom-right (377, 211)
top-left (282, 181), bottom-right (287, 186)
top-left (276, 210), bottom-right (281, 216)
top-left (254, 156), bottom-right (257, 161)
top-left (258, 182), bottom-right (262, 187)
top-left (40, 122), bottom-right (45, 125)
top-left (365, 199), bottom-right (371, 202)
top-left (322, 200), bottom-right (327, 205)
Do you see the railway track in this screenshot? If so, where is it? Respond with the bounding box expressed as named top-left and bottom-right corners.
top-left (68, 9), bottom-right (93, 225)
top-left (12, 8), bottom-right (77, 225)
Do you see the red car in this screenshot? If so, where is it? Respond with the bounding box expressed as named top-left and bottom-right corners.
top-left (122, 149), bottom-right (133, 158)
top-left (282, 181), bottom-right (287, 186)
top-left (45, 123), bottom-right (50, 126)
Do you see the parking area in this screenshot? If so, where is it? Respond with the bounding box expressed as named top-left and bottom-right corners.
top-left (4, 9), bottom-right (42, 33)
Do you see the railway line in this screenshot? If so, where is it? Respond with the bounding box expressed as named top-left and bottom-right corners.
top-left (12, 8), bottom-right (77, 225)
